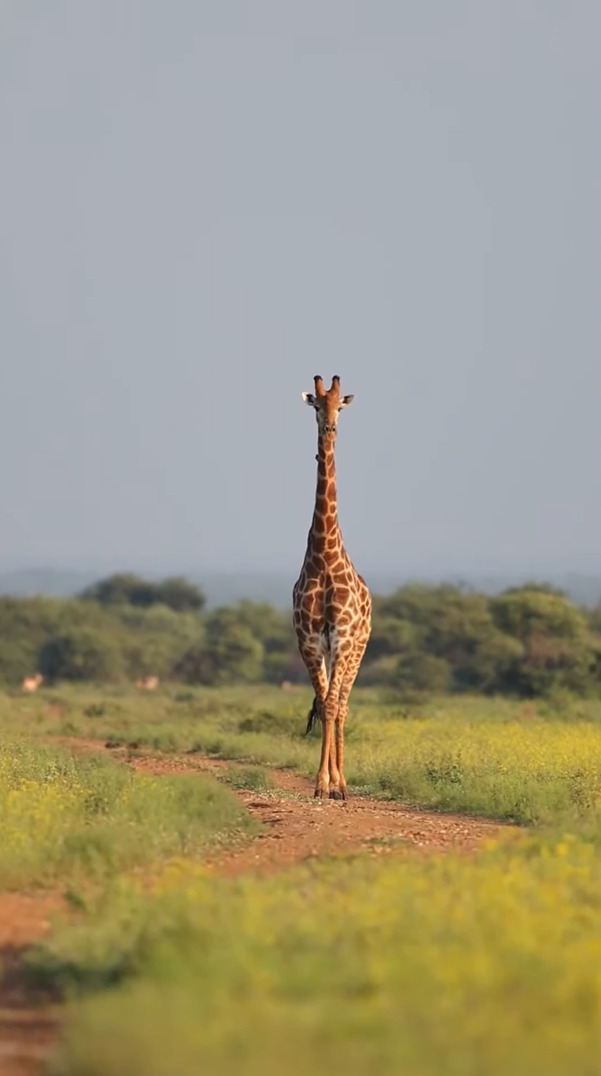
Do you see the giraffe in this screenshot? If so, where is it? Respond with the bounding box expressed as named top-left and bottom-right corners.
top-left (292, 375), bottom-right (372, 800)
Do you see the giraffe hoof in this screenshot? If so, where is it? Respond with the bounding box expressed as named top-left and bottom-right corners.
top-left (329, 789), bottom-right (347, 801)
top-left (314, 788), bottom-right (328, 799)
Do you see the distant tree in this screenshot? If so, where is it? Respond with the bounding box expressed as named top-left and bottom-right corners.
top-left (206, 601), bottom-right (297, 684)
top-left (378, 583), bottom-right (455, 626)
top-left (171, 644), bottom-right (213, 685)
top-left (120, 606), bottom-right (206, 681)
top-left (175, 608), bottom-right (265, 684)
top-left (491, 589), bottom-right (596, 695)
top-left (0, 596), bottom-right (122, 685)
top-left (203, 608), bottom-right (265, 684)
top-left (0, 636), bottom-right (39, 686)
top-left (357, 654), bottom-right (400, 687)
top-left (369, 584), bottom-right (517, 693)
top-left (2, 573), bottom-right (601, 695)
top-left (395, 653), bottom-right (452, 693)
top-left (377, 584), bottom-right (498, 657)
top-left (263, 648), bottom-right (308, 685)
top-left (79, 573), bottom-right (158, 608)
top-left (80, 573), bottom-right (205, 613)
top-left (154, 577), bottom-right (206, 613)
top-left (453, 631), bottom-right (524, 693)
top-left (516, 634), bottom-right (595, 696)
top-left (504, 581), bottom-right (567, 599)
top-left (38, 628), bottom-right (124, 682)
top-left (366, 616), bottom-right (418, 661)
top-left (587, 603), bottom-right (601, 635)
top-left (362, 583), bottom-right (589, 695)
top-left (228, 601), bottom-right (293, 651)
top-left (491, 589), bottom-right (588, 643)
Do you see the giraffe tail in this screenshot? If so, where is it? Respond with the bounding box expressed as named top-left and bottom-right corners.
top-left (304, 696), bottom-right (319, 736)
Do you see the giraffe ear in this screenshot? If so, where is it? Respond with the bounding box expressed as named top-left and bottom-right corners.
top-left (302, 392), bottom-right (317, 407)
top-left (339, 394), bottom-right (355, 409)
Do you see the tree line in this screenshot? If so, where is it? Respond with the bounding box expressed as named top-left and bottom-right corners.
top-left (1, 573), bottom-right (601, 698)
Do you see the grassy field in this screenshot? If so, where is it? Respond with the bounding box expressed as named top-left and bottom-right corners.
top-left (0, 735), bottom-right (255, 890)
top-left (6, 683), bottom-right (601, 823)
top-left (5, 684), bottom-right (601, 1075)
top-left (34, 839), bottom-right (601, 1076)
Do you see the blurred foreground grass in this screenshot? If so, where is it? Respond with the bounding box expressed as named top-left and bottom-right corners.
top-left (5, 685), bottom-right (601, 1074)
top-left (33, 836), bottom-right (601, 1076)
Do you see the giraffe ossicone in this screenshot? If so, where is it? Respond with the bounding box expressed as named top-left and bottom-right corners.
top-left (292, 375), bottom-right (372, 800)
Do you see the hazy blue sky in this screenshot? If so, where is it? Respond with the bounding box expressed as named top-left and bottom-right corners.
top-left (1, 1), bottom-right (600, 580)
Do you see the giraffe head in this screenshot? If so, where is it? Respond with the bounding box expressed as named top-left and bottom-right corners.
top-left (301, 375), bottom-right (355, 437)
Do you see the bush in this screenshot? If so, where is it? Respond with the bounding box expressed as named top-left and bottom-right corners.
top-left (491, 589), bottom-right (596, 696)
top-left (39, 630), bottom-right (125, 683)
top-left (396, 653), bottom-right (452, 693)
top-left (1, 576), bottom-right (601, 696)
top-left (202, 610), bottom-right (265, 684)
top-left (80, 574), bottom-right (206, 614)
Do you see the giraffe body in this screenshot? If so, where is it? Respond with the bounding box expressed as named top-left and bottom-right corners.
top-left (293, 375), bottom-right (371, 799)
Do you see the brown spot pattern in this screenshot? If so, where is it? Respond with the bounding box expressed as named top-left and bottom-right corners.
top-left (293, 382), bottom-right (372, 799)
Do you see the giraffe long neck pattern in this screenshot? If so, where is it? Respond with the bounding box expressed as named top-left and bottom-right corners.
top-left (293, 375), bottom-right (372, 801)
top-left (307, 434), bottom-right (342, 560)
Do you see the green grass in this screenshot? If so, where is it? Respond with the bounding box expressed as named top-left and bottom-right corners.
top-left (6, 685), bottom-right (601, 1074)
top-left (28, 835), bottom-right (601, 1076)
top-left (5, 684), bottom-right (601, 824)
top-left (223, 764), bottom-right (273, 792)
top-left (0, 737), bottom-right (256, 889)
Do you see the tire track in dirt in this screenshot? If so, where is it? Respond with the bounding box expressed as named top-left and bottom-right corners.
top-left (0, 736), bottom-right (512, 1074)
top-left (57, 736), bottom-right (508, 870)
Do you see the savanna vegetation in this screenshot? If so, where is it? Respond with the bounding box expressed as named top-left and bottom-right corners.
top-left (35, 839), bottom-right (601, 1076)
top-left (3, 684), bottom-right (601, 1075)
top-left (3, 572), bottom-right (601, 698)
top-left (0, 733), bottom-right (254, 891)
top-left (5, 575), bottom-right (601, 1075)
top-left (7, 683), bottom-right (601, 825)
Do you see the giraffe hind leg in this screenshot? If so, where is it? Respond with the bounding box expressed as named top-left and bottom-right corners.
top-left (296, 644), bottom-right (329, 753)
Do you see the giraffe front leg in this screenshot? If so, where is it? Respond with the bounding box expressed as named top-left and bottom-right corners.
top-left (315, 716), bottom-right (335, 799)
top-left (333, 702), bottom-right (348, 801)
top-left (323, 656), bottom-right (350, 801)
top-left (333, 651), bottom-right (365, 801)
top-left (309, 658), bottom-right (344, 796)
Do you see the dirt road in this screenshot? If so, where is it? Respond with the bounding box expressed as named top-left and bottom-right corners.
top-left (0, 739), bottom-right (508, 1075)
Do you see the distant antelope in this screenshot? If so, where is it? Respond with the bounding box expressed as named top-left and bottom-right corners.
top-left (280, 680), bottom-right (300, 693)
top-left (22, 673), bottom-right (43, 693)
top-left (135, 675), bottom-right (159, 691)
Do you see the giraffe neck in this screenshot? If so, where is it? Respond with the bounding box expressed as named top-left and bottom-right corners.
top-left (307, 433), bottom-right (342, 560)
